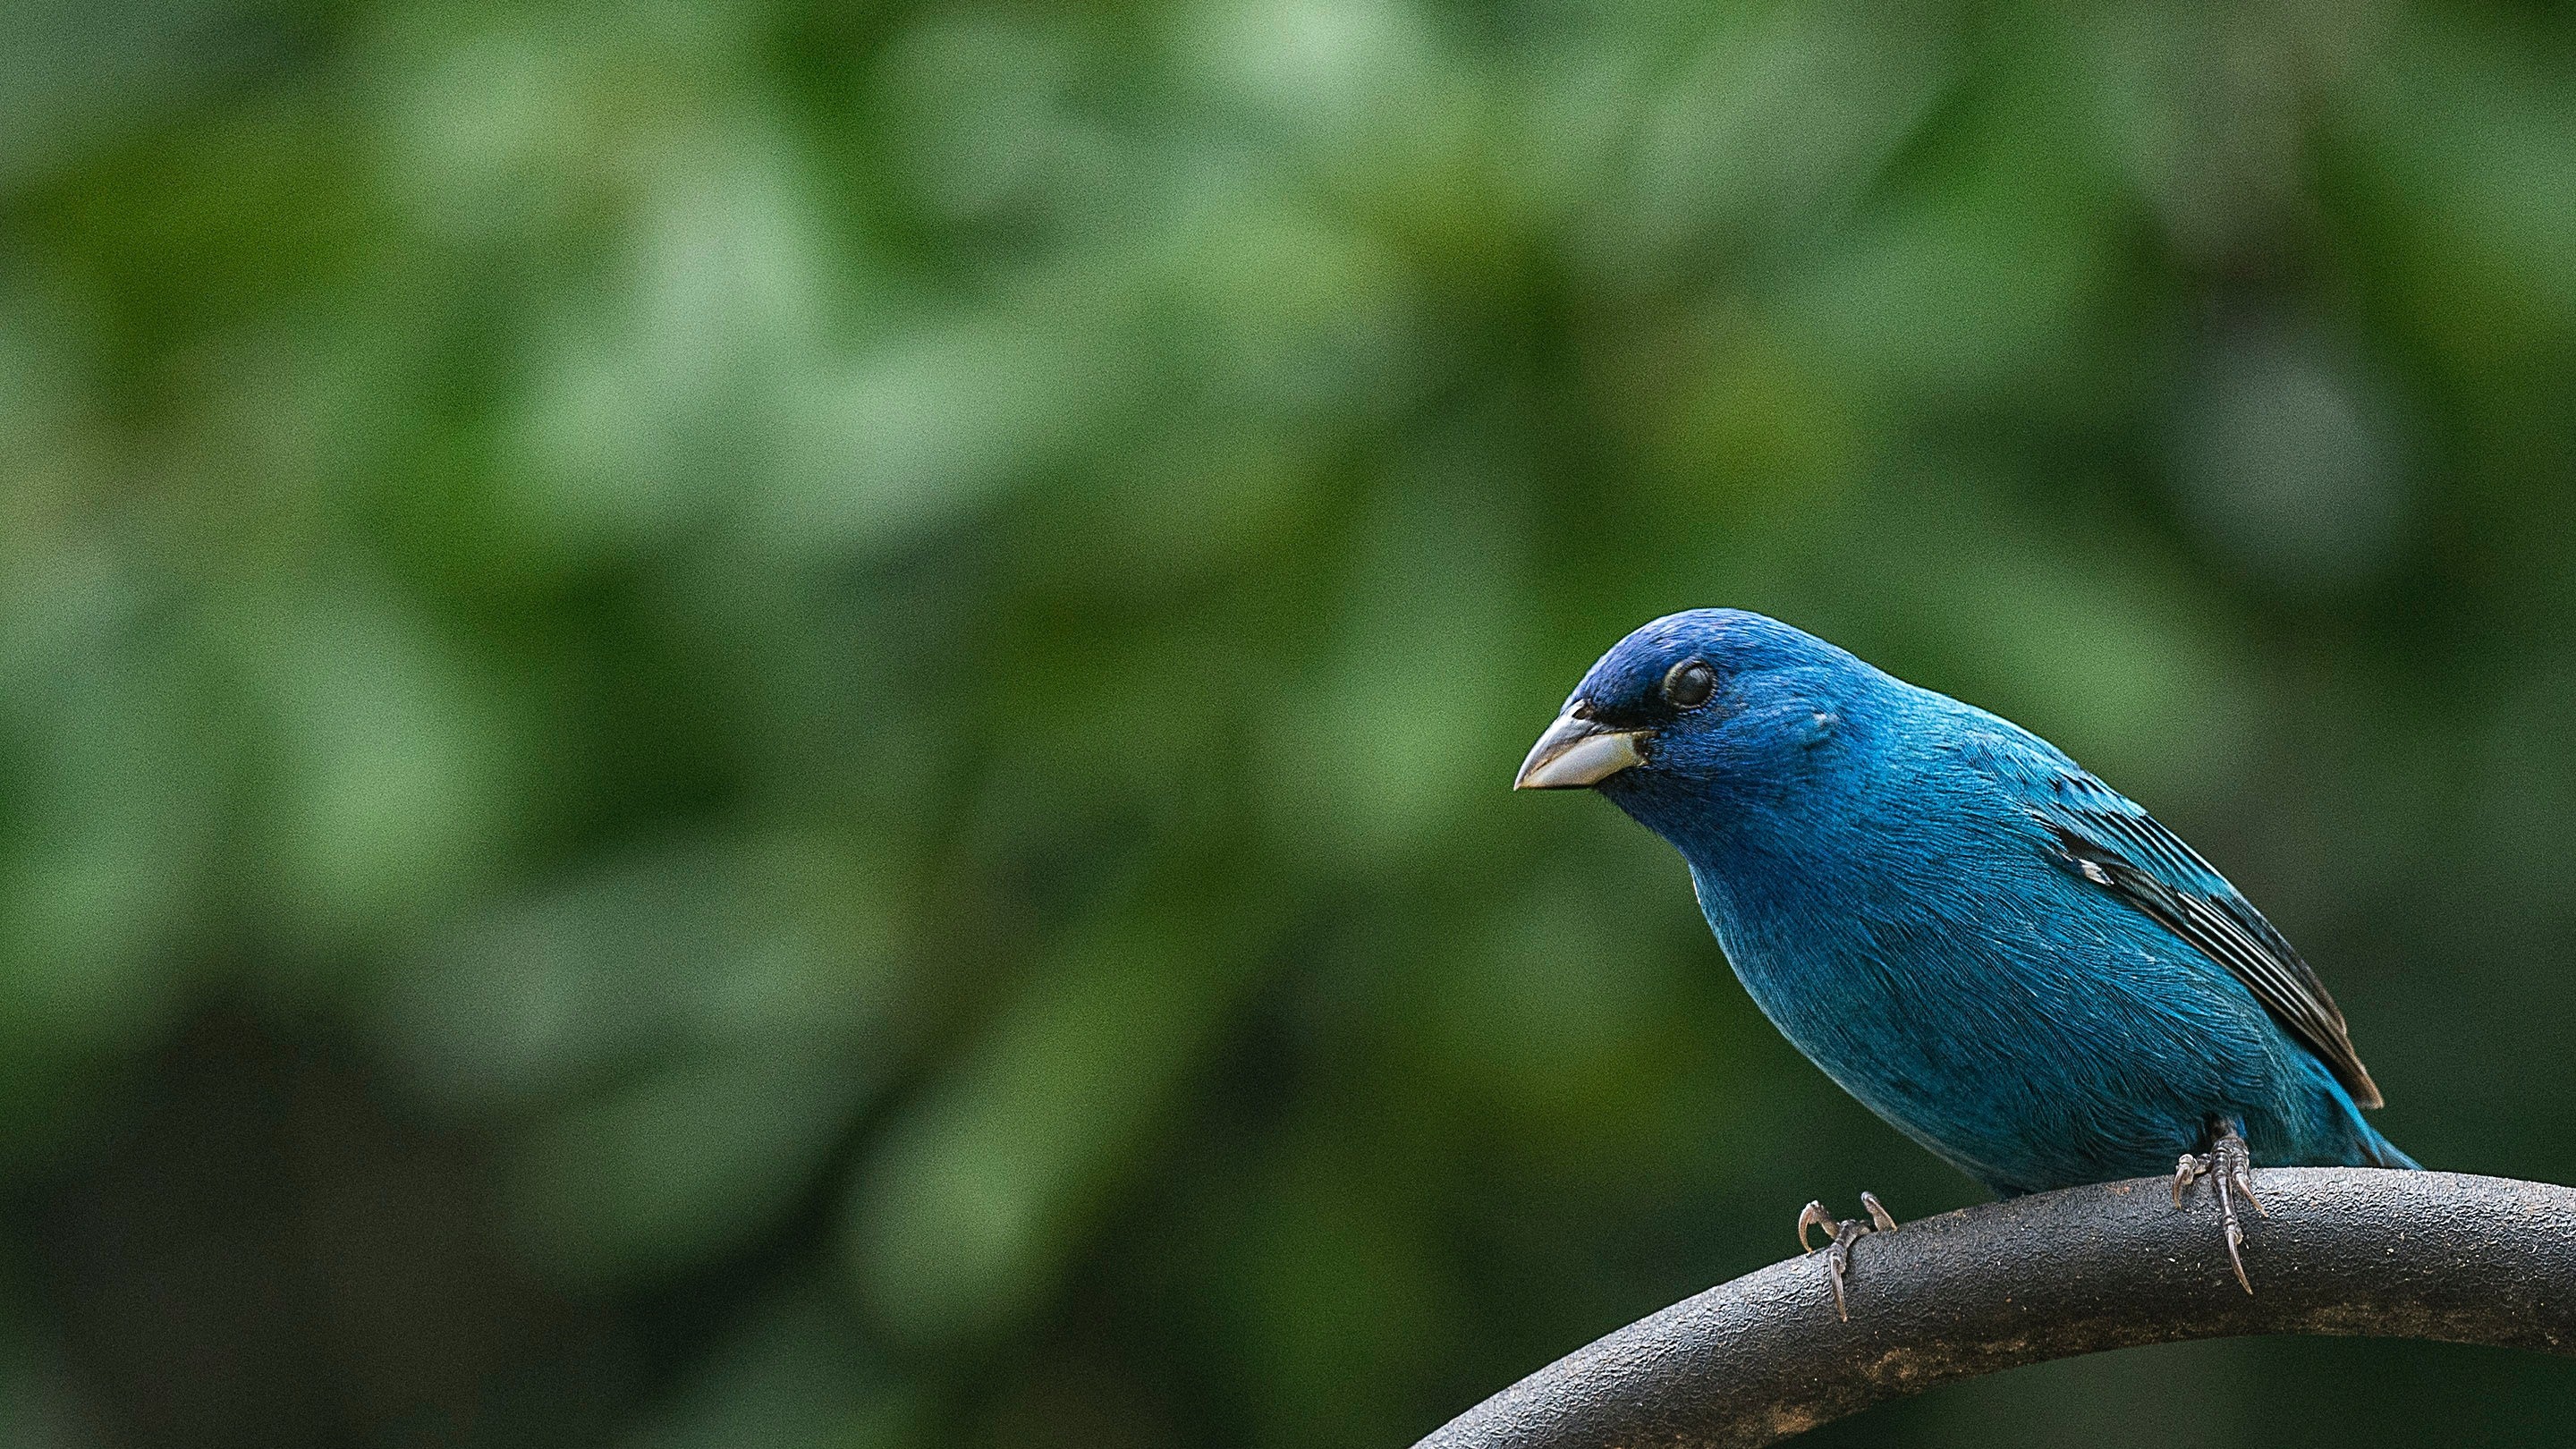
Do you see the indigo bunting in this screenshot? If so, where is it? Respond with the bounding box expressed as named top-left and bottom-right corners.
top-left (1517, 610), bottom-right (2414, 1313)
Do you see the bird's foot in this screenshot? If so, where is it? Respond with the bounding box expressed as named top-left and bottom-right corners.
top-left (1796, 1191), bottom-right (1897, 1322)
top-left (2173, 1118), bottom-right (2266, 1293)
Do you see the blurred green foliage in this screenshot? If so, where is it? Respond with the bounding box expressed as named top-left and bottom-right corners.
top-left (7, 0), bottom-right (2576, 1445)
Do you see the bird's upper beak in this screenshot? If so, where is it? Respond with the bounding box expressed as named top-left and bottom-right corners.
top-left (1513, 708), bottom-right (1648, 790)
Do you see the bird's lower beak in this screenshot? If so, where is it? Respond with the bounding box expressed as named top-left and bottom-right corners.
top-left (1513, 709), bottom-right (1648, 790)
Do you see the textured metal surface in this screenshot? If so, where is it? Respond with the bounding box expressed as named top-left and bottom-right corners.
top-left (1413, 1170), bottom-right (2576, 1449)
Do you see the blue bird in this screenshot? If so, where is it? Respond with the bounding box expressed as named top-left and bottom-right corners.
top-left (1516, 610), bottom-right (2415, 1313)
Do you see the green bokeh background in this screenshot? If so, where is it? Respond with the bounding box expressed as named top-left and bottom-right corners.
top-left (7, 1), bottom-right (2576, 1445)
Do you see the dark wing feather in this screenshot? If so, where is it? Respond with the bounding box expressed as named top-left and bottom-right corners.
top-left (2035, 770), bottom-right (2384, 1109)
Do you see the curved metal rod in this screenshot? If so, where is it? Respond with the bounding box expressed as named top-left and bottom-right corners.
top-left (1414, 1169), bottom-right (2576, 1449)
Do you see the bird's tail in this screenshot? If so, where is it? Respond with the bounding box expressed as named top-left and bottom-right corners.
top-left (2321, 1070), bottom-right (2420, 1169)
top-left (2359, 1122), bottom-right (2421, 1171)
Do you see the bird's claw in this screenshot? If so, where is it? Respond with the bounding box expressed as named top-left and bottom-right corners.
top-left (1796, 1191), bottom-right (1896, 1322)
top-left (2173, 1120), bottom-right (2267, 1293)
top-left (1794, 1199), bottom-right (1835, 1253)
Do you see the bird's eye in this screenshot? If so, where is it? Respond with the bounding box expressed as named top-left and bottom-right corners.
top-left (1662, 658), bottom-right (1717, 709)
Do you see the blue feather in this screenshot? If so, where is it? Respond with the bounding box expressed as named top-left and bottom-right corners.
top-left (1532, 609), bottom-right (2415, 1196)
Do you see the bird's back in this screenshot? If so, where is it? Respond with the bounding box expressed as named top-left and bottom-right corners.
top-left (1682, 681), bottom-right (2408, 1194)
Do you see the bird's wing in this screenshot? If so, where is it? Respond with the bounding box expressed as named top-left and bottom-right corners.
top-left (2023, 765), bottom-right (2383, 1108)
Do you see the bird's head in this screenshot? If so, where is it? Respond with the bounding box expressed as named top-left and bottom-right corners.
top-left (1514, 609), bottom-right (1888, 843)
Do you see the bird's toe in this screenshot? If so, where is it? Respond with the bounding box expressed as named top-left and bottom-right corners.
top-left (1794, 1194), bottom-right (1900, 1322)
top-left (2174, 1118), bottom-right (2262, 1292)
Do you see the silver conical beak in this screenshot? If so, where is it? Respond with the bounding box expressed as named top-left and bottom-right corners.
top-left (1513, 709), bottom-right (1648, 790)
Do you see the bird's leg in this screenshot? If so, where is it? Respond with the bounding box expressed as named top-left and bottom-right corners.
top-left (1795, 1191), bottom-right (1898, 1322)
top-left (2173, 1116), bottom-right (2267, 1293)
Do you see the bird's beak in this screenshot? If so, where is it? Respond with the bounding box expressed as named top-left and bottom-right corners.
top-left (1513, 708), bottom-right (1648, 790)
